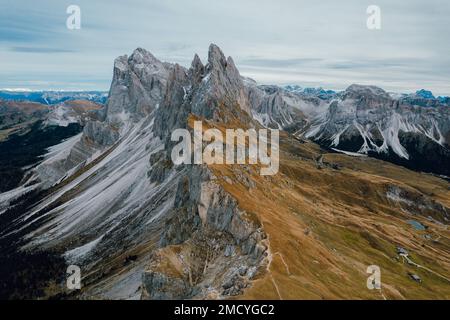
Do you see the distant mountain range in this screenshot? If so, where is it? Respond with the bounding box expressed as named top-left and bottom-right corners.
top-left (2, 85), bottom-right (448, 108)
top-left (0, 90), bottom-right (108, 105)
top-left (283, 84), bottom-right (450, 106)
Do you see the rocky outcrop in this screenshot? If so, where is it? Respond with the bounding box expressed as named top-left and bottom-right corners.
top-left (106, 48), bottom-right (172, 126)
top-left (142, 165), bottom-right (268, 299)
top-left (386, 185), bottom-right (450, 223)
top-left (189, 44), bottom-right (253, 121)
top-left (143, 45), bottom-right (271, 298)
top-left (83, 121), bottom-right (119, 146)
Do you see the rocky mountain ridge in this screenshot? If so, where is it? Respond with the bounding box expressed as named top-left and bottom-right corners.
top-left (0, 44), bottom-right (449, 300)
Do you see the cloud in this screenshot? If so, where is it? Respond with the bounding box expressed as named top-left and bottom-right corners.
top-left (0, 0), bottom-right (449, 95)
top-left (239, 58), bottom-right (324, 68)
top-left (10, 46), bottom-right (77, 53)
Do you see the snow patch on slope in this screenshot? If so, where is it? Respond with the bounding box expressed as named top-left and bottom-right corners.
top-left (64, 235), bottom-right (104, 263)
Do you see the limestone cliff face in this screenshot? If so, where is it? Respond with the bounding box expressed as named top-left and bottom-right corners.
top-left (145, 45), bottom-right (269, 299)
top-left (142, 166), bottom-right (268, 299)
top-left (106, 48), bottom-right (172, 126)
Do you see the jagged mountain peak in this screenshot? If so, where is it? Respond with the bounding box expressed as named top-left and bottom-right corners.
top-left (225, 55), bottom-right (241, 80)
top-left (130, 47), bottom-right (159, 63)
top-left (189, 53), bottom-right (205, 84)
top-left (191, 53), bottom-right (204, 69)
top-left (415, 89), bottom-right (435, 99)
top-left (154, 44), bottom-right (254, 139)
top-left (113, 55), bottom-right (129, 74)
top-left (205, 44), bottom-right (241, 81)
top-left (128, 47), bottom-right (168, 77)
top-left (207, 43), bottom-right (227, 68)
top-left (201, 44), bottom-right (251, 116)
top-left (105, 47), bottom-right (173, 129)
top-left (344, 84), bottom-right (389, 97)
top-left (128, 47), bottom-right (168, 75)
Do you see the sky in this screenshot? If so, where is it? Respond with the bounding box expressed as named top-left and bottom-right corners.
top-left (0, 0), bottom-right (449, 95)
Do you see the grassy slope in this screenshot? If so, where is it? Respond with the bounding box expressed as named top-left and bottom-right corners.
top-left (203, 125), bottom-right (450, 299)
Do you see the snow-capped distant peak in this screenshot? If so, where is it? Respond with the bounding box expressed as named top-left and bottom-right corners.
top-left (1, 88), bottom-right (37, 92)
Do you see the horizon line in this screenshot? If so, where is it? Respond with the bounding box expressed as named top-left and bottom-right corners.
top-left (1, 85), bottom-right (449, 97)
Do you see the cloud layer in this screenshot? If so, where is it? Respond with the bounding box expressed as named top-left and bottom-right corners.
top-left (0, 0), bottom-right (449, 95)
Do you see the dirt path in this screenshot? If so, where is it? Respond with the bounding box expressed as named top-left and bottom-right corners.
top-left (400, 254), bottom-right (450, 283)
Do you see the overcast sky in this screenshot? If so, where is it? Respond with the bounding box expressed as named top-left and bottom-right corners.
top-left (0, 0), bottom-right (449, 95)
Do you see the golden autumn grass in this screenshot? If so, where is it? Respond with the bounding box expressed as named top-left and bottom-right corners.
top-left (187, 114), bottom-right (450, 299)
